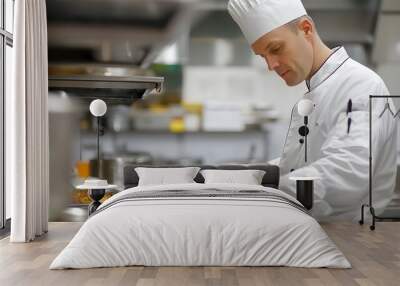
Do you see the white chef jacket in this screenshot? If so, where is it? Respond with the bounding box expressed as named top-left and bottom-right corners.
top-left (278, 46), bottom-right (397, 221)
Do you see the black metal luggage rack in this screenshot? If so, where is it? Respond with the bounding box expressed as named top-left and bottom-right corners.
top-left (360, 95), bottom-right (400, 230)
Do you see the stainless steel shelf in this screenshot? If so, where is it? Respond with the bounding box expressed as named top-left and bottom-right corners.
top-left (49, 75), bottom-right (163, 90)
top-left (49, 75), bottom-right (164, 102)
top-left (80, 128), bottom-right (265, 135)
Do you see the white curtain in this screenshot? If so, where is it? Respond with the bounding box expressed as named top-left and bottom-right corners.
top-left (7, 0), bottom-right (49, 242)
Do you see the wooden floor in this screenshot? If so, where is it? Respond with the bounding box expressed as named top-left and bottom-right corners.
top-left (0, 222), bottom-right (399, 286)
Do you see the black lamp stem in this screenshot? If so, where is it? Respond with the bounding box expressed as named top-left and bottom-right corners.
top-left (97, 116), bottom-right (100, 177)
top-left (305, 134), bottom-right (307, 162)
top-left (304, 116), bottom-right (308, 162)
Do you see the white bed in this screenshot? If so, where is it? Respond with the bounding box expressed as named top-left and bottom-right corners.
top-left (50, 183), bottom-right (351, 269)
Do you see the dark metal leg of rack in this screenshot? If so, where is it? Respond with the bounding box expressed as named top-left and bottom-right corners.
top-left (360, 95), bottom-right (400, 230)
top-left (370, 207), bottom-right (376, 230)
top-left (359, 203), bottom-right (366, 225)
top-left (359, 204), bottom-right (375, 230)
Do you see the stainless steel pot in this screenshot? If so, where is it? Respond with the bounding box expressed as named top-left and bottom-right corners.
top-left (89, 152), bottom-right (153, 189)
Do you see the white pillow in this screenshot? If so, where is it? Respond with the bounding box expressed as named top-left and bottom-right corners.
top-left (200, 169), bottom-right (266, 185)
top-left (135, 167), bottom-right (201, 186)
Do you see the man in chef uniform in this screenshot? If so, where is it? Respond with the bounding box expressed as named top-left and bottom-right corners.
top-left (228, 0), bottom-right (397, 221)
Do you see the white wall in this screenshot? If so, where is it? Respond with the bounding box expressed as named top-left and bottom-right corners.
top-left (377, 64), bottom-right (400, 108)
top-left (81, 131), bottom-right (270, 165)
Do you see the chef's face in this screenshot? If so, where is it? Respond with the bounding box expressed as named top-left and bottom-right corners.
top-left (251, 18), bottom-right (314, 86)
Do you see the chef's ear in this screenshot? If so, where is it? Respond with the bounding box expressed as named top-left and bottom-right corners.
top-left (298, 16), bottom-right (314, 36)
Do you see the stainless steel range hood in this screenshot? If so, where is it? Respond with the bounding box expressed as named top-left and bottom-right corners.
top-left (46, 0), bottom-right (207, 67)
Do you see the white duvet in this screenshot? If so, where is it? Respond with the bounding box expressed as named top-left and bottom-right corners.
top-left (50, 183), bottom-right (351, 269)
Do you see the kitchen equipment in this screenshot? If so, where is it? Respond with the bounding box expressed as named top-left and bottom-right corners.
top-left (132, 109), bottom-right (179, 131)
top-left (89, 152), bottom-right (153, 189)
top-left (49, 93), bottom-right (84, 221)
top-left (107, 105), bottom-right (132, 132)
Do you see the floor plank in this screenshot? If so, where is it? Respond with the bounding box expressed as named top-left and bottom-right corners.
top-left (0, 222), bottom-right (399, 286)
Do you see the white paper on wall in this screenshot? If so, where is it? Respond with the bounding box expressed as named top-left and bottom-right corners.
top-left (183, 66), bottom-right (263, 106)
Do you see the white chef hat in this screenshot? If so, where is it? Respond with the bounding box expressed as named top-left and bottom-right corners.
top-left (228, 0), bottom-right (307, 45)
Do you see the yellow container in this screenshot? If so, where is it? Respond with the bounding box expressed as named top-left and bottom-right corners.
top-left (169, 117), bottom-right (185, 133)
top-left (76, 160), bottom-right (90, 179)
